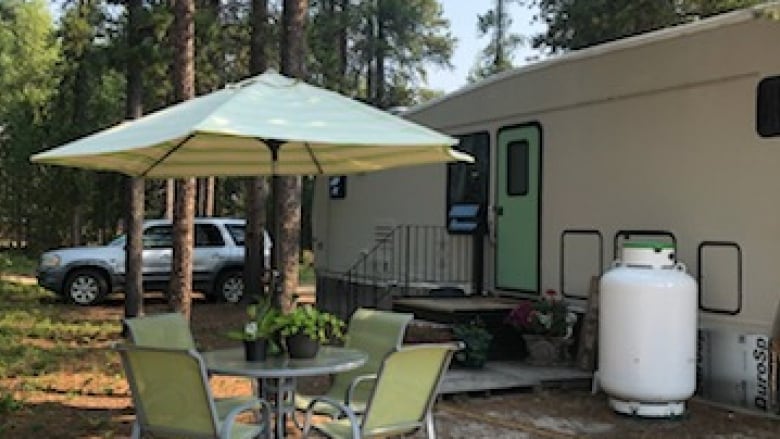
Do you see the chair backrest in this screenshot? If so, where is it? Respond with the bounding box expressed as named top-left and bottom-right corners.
top-left (116, 344), bottom-right (220, 437)
top-left (360, 343), bottom-right (459, 437)
top-left (124, 312), bottom-right (197, 349)
top-left (330, 308), bottom-right (413, 401)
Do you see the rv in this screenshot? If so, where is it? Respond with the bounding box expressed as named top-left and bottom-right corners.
top-left (313, 5), bottom-right (780, 412)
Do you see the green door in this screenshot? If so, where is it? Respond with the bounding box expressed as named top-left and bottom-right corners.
top-left (495, 124), bottom-right (541, 292)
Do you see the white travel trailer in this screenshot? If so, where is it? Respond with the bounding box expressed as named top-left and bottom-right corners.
top-left (313, 5), bottom-right (780, 412)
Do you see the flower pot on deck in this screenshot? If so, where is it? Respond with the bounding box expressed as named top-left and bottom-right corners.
top-left (521, 334), bottom-right (573, 366)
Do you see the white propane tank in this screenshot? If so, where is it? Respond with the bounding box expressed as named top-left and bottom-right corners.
top-left (598, 241), bottom-right (697, 417)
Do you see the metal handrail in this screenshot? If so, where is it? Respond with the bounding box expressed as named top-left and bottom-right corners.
top-left (342, 225), bottom-right (471, 297)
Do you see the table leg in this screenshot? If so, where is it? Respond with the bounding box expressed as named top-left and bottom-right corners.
top-left (261, 377), bottom-right (297, 439)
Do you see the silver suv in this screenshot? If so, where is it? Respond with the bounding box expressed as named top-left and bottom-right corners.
top-left (36, 218), bottom-right (271, 305)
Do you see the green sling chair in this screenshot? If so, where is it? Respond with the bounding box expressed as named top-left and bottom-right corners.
top-left (124, 312), bottom-right (254, 419)
top-left (300, 342), bottom-right (461, 439)
top-left (124, 312), bottom-right (198, 350)
top-left (294, 308), bottom-right (413, 417)
top-left (116, 344), bottom-right (272, 439)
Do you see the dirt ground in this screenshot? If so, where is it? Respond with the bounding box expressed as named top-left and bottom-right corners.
top-left (2, 293), bottom-right (780, 438)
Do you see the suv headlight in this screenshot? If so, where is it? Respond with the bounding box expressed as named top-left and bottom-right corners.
top-left (40, 254), bottom-right (61, 268)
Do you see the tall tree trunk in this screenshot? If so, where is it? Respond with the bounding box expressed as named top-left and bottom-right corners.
top-left (375, 1), bottom-right (385, 108)
top-left (495, 0), bottom-right (504, 68)
top-left (70, 2), bottom-right (90, 247)
top-left (366, 15), bottom-right (375, 103)
top-left (165, 179), bottom-right (174, 219)
top-left (71, 209), bottom-right (82, 246)
top-left (205, 176), bottom-right (214, 216)
top-left (337, 0), bottom-right (348, 92)
top-left (196, 177), bottom-right (214, 216)
top-left (244, 176), bottom-right (268, 302)
top-left (169, 0), bottom-right (196, 319)
top-left (124, 0), bottom-right (145, 321)
top-left (243, 0), bottom-right (270, 304)
top-left (278, 0), bottom-right (307, 312)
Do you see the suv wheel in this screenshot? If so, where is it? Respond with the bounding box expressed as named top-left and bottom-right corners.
top-left (215, 270), bottom-right (244, 303)
top-left (65, 269), bottom-right (108, 306)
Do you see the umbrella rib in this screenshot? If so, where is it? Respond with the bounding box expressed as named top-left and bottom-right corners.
top-left (140, 134), bottom-right (196, 177)
top-left (303, 142), bottom-right (324, 174)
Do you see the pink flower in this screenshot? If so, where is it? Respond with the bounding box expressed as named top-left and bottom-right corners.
top-left (505, 292), bottom-right (577, 338)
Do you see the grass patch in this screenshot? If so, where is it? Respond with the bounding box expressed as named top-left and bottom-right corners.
top-left (0, 391), bottom-right (23, 414)
top-left (0, 279), bottom-right (121, 379)
top-left (0, 251), bottom-right (37, 277)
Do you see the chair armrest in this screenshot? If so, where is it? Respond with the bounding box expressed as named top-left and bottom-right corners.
top-left (219, 398), bottom-right (272, 439)
top-left (302, 396), bottom-right (361, 439)
top-left (345, 373), bottom-right (378, 407)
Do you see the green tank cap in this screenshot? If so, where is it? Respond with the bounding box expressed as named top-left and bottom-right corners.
top-left (622, 241), bottom-right (675, 250)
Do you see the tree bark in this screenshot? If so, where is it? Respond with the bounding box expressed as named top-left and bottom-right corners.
top-left (243, 0), bottom-right (270, 304)
top-left (196, 177), bottom-right (214, 216)
top-left (124, 0), bottom-right (145, 321)
top-left (375, 0), bottom-right (385, 108)
top-left (495, 0), bottom-right (505, 68)
top-left (71, 209), bottom-right (82, 246)
top-left (243, 177), bottom-right (268, 302)
top-left (337, 0), bottom-right (348, 92)
top-left (169, 0), bottom-right (196, 319)
top-left (165, 179), bottom-right (174, 219)
top-left (278, 0), bottom-right (307, 312)
top-left (205, 176), bottom-right (214, 216)
top-left (250, 0), bottom-right (268, 74)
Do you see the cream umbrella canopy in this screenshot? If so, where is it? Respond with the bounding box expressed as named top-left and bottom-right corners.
top-left (31, 71), bottom-right (470, 176)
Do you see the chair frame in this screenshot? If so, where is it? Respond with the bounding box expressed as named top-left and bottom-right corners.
top-left (116, 343), bottom-right (271, 439)
top-left (301, 342), bottom-right (462, 439)
top-left (295, 308), bottom-right (413, 418)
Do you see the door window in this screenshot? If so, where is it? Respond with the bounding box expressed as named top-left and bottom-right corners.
top-left (507, 140), bottom-right (529, 196)
top-left (446, 132), bottom-right (490, 233)
top-left (142, 226), bottom-right (172, 249)
top-left (195, 224), bottom-right (225, 248)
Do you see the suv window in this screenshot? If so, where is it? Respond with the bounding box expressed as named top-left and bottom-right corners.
top-left (195, 223), bottom-right (225, 248)
top-left (143, 225), bottom-right (172, 249)
top-left (225, 224), bottom-right (245, 246)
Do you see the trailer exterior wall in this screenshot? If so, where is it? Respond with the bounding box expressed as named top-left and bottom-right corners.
top-left (313, 7), bottom-right (780, 335)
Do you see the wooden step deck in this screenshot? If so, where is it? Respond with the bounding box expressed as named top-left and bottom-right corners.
top-left (440, 361), bottom-right (592, 395)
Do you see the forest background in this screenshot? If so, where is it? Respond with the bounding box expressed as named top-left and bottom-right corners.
top-left (0, 0), bottom-right (763, 255)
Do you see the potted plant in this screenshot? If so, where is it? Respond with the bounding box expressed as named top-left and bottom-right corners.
top-left (275, 304), bottom-right (346, 359)
top-left (452, 318), bottom-right (493, 368)
top-left (505, 289), bottom-right (578, 365)
top-left (227, 296), bottom-right (282, 361)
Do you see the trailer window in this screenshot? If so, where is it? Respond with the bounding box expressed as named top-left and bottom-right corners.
top-left (447, 132), bottom-right (490, 230)
top-left (507, 140), bottom-right (529, 196)
top-left (757, 76), bottom-right (780, 137)
top-left (698, 242), bottom-right (742, 315)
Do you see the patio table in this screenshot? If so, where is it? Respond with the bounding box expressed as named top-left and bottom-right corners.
top-left (203, 346), bottom-right (367, 439)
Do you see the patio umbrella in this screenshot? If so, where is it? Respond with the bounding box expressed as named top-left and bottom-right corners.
top-left (31, 70), bottom-right (470, 177)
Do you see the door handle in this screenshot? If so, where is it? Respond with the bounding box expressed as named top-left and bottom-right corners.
top-left (495, 206), bottom-right (504, 216)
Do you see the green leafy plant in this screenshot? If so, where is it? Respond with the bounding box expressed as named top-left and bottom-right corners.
top-left (453, 319), bottom-right (493, 368)
top-left (275, 304), bottom-right (345, 344)
top-left (227, 295), bottom-right (282, 342)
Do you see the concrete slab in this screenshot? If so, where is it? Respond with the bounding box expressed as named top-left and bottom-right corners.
top-left (441, 361), bottom-right (592, 394)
